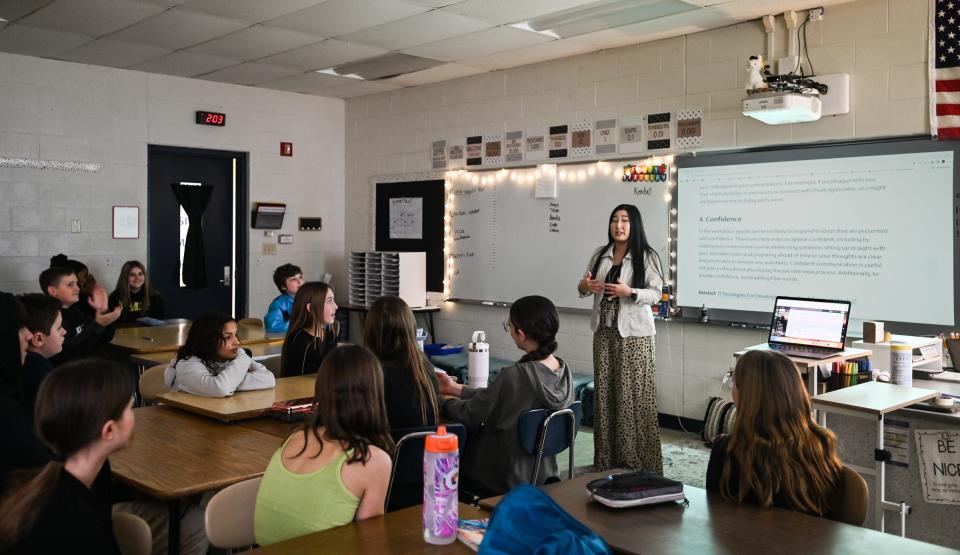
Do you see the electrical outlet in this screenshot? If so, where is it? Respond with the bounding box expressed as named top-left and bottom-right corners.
top-left (262, 243), bottom-right (277, 255)
top-left (809, 7), bottom-right (824, 21)
top-left (70, 218), bottom-right (81, 233)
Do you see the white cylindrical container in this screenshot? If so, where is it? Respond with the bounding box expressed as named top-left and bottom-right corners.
top-left (416, 328), bottom-right (428, 351)
top-left (890, 343), bottom-right (912, 386)
top-left (467, 330), bottom-right (489, 388)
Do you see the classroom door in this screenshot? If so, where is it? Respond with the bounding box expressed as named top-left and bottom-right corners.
top-left (147, 146), bottom-right (247, 319)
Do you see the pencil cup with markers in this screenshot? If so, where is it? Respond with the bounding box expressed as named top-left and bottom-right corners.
top-left (828, 359), bottom-right (872, 391)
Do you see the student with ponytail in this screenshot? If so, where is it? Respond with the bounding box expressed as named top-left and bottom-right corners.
top-left (0, 359), bottom-right (134, 553)
top-left (438, 295), bottom-right (573, 496)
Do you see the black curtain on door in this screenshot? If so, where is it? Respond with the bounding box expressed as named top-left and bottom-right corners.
top-left (172, 183), bottom-right (214, 289)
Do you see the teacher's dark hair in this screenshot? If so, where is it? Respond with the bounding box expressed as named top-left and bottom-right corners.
top-left (0, 359), bottom-right (132, 549)
top-left (591, 204), bottom-right (661, 288)
top-left (509, 295), bottom-right (559, 363)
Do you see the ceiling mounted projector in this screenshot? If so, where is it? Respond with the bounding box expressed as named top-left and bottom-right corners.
top-left (742, 91), bottom-right (821, 125)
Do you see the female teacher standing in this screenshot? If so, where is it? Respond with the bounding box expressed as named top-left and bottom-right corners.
top-left (578, 204), bottom-right (663, 473)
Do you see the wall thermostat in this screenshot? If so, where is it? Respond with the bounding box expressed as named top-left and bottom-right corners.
top-left (278, 234), bottom-right (294, 244)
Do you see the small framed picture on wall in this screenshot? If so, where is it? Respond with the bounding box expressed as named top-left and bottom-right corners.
top-left (112, 206), bottom-right (139, 239)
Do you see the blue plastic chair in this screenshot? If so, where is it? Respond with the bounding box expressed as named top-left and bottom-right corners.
top-left (385, 424), bottom-right (467, 512)
top-left (517, 401), bottom-right (582, 485)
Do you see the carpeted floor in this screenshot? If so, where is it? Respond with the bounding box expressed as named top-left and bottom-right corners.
top-left (558, 427), bottom-right (711, 488)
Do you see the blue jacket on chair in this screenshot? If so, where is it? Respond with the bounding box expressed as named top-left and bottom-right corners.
top-left (264, 293), bottom-right (295, 333)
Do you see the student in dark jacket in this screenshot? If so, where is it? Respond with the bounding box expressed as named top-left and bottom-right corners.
top-left (0, 359), bottom-right (134, 553)
top-left (363, 296), bottom-right (440, 429)
top-left (439, 295), bottom-right (574, 496)
top-left (41, 267), bottom-right (120, 366)
top-left (108, 260), bottom-right (165, 325)
top-left (0, 293), bottom-right (52, 490)
top-left (16, 294), bottom-right (66, 412)
top-left (280, 282), bottom-right (339, 377)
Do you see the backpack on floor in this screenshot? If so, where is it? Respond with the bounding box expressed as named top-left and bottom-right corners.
top-left (701, 396), bottom-right (736, 446)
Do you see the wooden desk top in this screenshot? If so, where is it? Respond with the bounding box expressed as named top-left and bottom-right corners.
top-left (736, 344), bottom-right (873, 368)
top-left (480, 471), bottom-right (955, 555)
top-left (130, 342), bottom-right (283, 367)
top-left (249, 503), bottom-right (484, 554)
top-left (111, 406), bottom-right (282, 499)
top-left (111, 322), bottom-right (283, 354)
top-left (239, 417), bottom-right (302, 439)
top-left (156, 375), bottom-right (314, 422)
top-left (812, 381), bottom-right (939, 415)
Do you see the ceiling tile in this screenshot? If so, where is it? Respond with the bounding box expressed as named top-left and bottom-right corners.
top-left (0, 24), bottom-right (91, 56)
top-left (17, 0), bottom-right (163, 36)
top-left (575, 6), bottom-right (738, 46)
top-left (185, 25), bottom-right (322, 61)
top-left (256, 71), bottom-right (360, 94)
top-left (386, 61), bottom-right (486, 86)
top-left (314, 79), bottom-right (404, 98)
top-left (0, 0), bottom-right (56, 23)
top-left (199, 62), bottom-right (303, 85)
top-left (402, 25), bottom-right (555, 63)
top-left (439, 0), bottom-right (602, 26)
top-left (111, 9), bottom-right (247, 49)
top-left (458, 38), bottom-right (597, 70)
top-left (264, 0), bottom-right (428, 39)
top-left (138, 0), bottom-right (191, 6)
top-left (338, 10), bottom-right (491, 50)
top-left (176, 0), bottom-right (326, 23)
top-left (56, 38), bottom-right (170, 67)
top-left (257, 39), bottom-right (388, 71)
top-left (405, 0), bottom-right (465, 8)
top-left (129, 50), bottom-right (239, 77)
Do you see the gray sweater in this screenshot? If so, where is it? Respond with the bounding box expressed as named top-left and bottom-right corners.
top-left (163, 350), bottom-right (275, 397)
top-left (443, 358), bottom-right (573, 495)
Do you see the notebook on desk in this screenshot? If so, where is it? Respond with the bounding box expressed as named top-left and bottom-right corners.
top-left (767, 297), bottom-right (851, 360)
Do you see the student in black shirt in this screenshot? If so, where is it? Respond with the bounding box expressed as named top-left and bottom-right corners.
top-left (363, 296), bottom-right (440, 429)
top-left (16, 294), bottom-right (66, 412)
top-left (40, 267), bottom-right (120, 366)
top-left (0, 359), bottom-right (134, 553)
top-left (108, 260), bottom-right (165, 325)
top-left (280, 282), bottom-right (339, 377)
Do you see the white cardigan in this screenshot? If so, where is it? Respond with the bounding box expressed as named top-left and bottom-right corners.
top-left (580, 244), bottom-right (663, 338)
top-left (163, 349), bottom-right (276, 397)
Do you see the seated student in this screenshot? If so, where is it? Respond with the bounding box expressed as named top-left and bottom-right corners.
top-left (363, 296), bottom-right (440, 429)
top-left (108, 260), bottom-right (165, 325)
top-left (0, 293), bottom-right (52, 488)
top-left (0, 359), bottom-right (133, 553)
top-left (50, 254), bottom-right (99, 319)
top-left (15, 294), bottom-right (65, 412)
top-left (265, 263), bottom-right (303, 333)
top-left (41, 267), bottom-right (120, 366)
top-left (438, 295), bottom-right (574, 496)
top-left (163, 313), bottom-right (275, 397)
top-left (705, 349), bottom-right (844, 518)
top-left (254, 345), bottom-right (393, 546)
top-left (280, 282), bottom-right (338, 377)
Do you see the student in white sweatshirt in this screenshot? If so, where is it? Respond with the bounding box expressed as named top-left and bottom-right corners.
top-left (164, 313), bottom-right (275, 397)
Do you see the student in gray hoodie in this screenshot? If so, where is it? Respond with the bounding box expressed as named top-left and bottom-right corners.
top-left (438, 295), bottom-right (573, 496)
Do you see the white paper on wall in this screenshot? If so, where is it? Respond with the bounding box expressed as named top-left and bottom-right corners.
top-left (447, 138), bottom-right (465, 169)
top-left (525, 127), bottom-right (546, 161)
top-left (389, 197), bottom-right (423, 240)
top-left (548, 124), bottom-right (568, 159)
top-left (594, 118), bottom-right (618, 155)
top-left (431, 139), bottom-right (447, 170)
top-left (619, 115), bottom-right (644, 154)
top-left (504, 130), bottom-right (523, 163)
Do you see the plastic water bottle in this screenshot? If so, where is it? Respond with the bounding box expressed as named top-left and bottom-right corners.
top-left (423, 425), bottom-right (459, 545)
top-left (467, 330), bottom-right (489, 388)
top-left (416, 328), bottom-right (428, 351)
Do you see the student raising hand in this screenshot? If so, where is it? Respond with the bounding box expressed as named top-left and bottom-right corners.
top-left (88, 284), bottom-right (121, 326)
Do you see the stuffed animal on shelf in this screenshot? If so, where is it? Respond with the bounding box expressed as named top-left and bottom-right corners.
top-left (745, 55), bottom-right (769, 93)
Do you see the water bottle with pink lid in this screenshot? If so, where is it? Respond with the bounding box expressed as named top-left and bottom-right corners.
top-left (423, 425), bottom-right (459, 544)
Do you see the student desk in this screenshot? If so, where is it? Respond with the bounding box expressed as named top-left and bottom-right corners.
top-left (111, 406), bottom-right (283, 555)
top-left (478, 471), bottom-right (954, 554)
top-left (339, 303), bottom-right (441, 343)
top-left (248, 503), bottom-right (487, 554)
top-left (736, 344), bottom-right (873, 398)
top-left (155, 375), bottom-right (314, 422)
top-left (111, 321), bottom-right (284, 354)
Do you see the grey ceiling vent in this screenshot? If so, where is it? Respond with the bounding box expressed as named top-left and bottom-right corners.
top-left (322, 53), bottom-right (445, 81)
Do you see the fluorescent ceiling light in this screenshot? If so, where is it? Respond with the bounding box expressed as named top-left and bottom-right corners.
top-left (512, 0), bottom-right (698, 39)
top-left (317, 53), bottom-right (444, 81)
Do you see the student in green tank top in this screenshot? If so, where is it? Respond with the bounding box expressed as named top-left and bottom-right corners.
top-left (254, 345), bottom-right (395, 546)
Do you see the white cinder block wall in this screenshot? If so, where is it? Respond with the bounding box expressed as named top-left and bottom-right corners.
top-left (0, 52), bottom-right (346, 319)
top-left (344, 0), bottom-right (928, 420)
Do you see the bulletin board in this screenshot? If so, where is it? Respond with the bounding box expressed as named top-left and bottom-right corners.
top-left (375, 179), bottom-right (445, 292)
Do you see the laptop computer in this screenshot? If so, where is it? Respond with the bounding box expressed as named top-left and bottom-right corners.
top-left (767, 297), bottom-right (851, 359)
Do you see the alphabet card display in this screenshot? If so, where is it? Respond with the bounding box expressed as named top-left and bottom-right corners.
top-left (447, 137), bottom-right (465, 169)
top-left (525, 127), bottom-right (546, 161)
top-left (466, 136), bottom-right (483, 166)
top-left (504, 130), bottom-right (523, 163)
top-left (548, 124), bottom-right (569, 159)
top-left (594, 119), bottom-right (618, 155)
top-left (570, 120), bottom-right (592, 157)
top-left (483, 134), bottom-right (502, 167)
top-left (646, 112), bottom-right (674, 152)
top-left (619, 115), bottom-right (644, 154)
top-left (916, 430), bottom-right (960, 505)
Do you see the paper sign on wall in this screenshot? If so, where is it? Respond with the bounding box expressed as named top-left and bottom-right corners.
top-left (484, 134), bottom-right (502, 167)
top-left (431, 140), bottom-right (447, 170)
top-left (619, 115), bottom-right (644, 154)
top-left (570, 120), bottom-right (592, 157)
top-left (646, 112), bottom-right (674, 151)
top-left (525, 128), bottom-right (546, 161)
top-left (535, 163), bottom-right (558, 199)
top-left (447, 138), bottom-right (465, 169)
top-left (505, 130), bottom-right (523, 162)
top-left (916, 429), bottom-right (960, 505)
top-left (466, 136), bottom-right (482, 166)
top-left (676, 108), bottom-right (703, 149)
top-left (548, 125), bottom-right (568, 159)
top-left (594, 119), bottom-right (618, 155)
top-left (389, 197), bottom-right (423, 240)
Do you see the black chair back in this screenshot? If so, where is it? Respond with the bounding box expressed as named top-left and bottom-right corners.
top-left (517, 401), bottom-right (582, 484)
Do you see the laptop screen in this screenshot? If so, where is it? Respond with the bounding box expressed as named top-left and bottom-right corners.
top-left (768, 297), bottom-right (851, 350)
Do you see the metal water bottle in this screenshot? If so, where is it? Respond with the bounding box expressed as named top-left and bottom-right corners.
top-left (467, 330), bottom-right (489, 388)
top-left (423, 426), bottom-right (459, 545)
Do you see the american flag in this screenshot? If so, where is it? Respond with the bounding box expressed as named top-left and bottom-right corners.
top-left (934, 0), bottom-right (960, 138)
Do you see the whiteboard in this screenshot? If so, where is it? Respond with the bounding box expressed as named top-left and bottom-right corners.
top-left (448, 162), bottom-right (670, 309)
